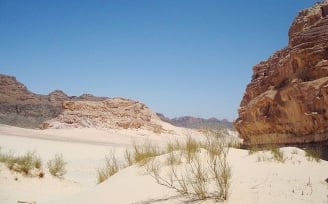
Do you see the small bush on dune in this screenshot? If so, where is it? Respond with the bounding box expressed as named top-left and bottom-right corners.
top-left (47, 154), bottom-right (67, 178)
top-left (166, 151), bottom-right (182, 166)
top-left (183, 137), bottom-right (200, 163)
top-left (166, 139), bottom-right (182, 153)
top-left (270, 147), bottom-right (285, 163)
top-left (124, 149), bottom-right (134, 166)
top-left (148, 134), bottom-right (232, 202)
top-left (132, 141), bottom-right (161, 165)
top-left (0, 148), bottom-right (43, 176)
top-left (97, 150), bottom-right (119, 183)
top-left (305, 147), bottom-right (321, 162)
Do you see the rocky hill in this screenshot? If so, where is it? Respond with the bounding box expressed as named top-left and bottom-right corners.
top-left (0, 75), bottom-right (67, 128)
top-left (234, 1), bottom-right (328, 146)
top-left (0, 74), bottom-right (168, 133)
top-left (157, 113), bottom-right (233, 129)
top-left (42, 98), bottom-right (164, 133)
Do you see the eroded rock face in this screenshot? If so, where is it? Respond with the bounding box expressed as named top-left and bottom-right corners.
top-left (234, 2), bottom-right (328, 145)
top-left (42, 98), bottom-right (164, 133)
top-left (0, 74), bottom-right (108, 128)
top-left (0, 75), bottom-right (64, 128)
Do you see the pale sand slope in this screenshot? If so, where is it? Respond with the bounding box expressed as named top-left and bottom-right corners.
top-left (0, 124), bottom-right (205, 203)
top-left (43, 147), bottom-right (328, 204)
top-left (1, 124), bottom-right (328, 204)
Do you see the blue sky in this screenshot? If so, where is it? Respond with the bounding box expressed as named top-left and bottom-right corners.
top-left (0, 0), bottom-right (320, 121)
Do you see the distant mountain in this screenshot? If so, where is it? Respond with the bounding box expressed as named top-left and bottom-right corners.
top-left (156, 113), bottom-right (233, 129)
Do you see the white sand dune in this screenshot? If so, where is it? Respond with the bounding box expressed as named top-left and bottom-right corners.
top-left (0, 124), bottom-right (327, 204)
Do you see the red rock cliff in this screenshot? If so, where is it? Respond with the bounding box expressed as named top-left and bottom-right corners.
top-left (234, 2), bottom-right (328, 145)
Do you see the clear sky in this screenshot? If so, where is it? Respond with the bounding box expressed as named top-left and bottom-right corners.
top-left (0, 0), bottom-right (320, 121)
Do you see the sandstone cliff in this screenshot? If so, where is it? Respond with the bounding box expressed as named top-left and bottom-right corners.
top-left (234, 2), bottom-right (328, 146)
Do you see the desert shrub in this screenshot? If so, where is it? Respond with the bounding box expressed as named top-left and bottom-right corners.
top-left (203, 134), bottom-right (225, 160)
top-left (188, 156), bottom-right (209, 199)
top-left (248, 147), bottom-right (259, 155)
top-left (132, 141), bottom-right (161, 165)
top-left (183, 137), bottom-right (200, 163)
top-left (270, 147), bottom-right (285, 163)
top-left (166, 151), bottom-right (182, 166)
top-left (227, 141), bottom-right (240, 149)
top-left (149, 138), bottom-right (231, 201)
top-left (124, 149), bottom-right (134, 166)
top-left (305, 147), bottom-right (321, 162)
top-left (97, 150), bottom-right (119, 183)
top-left (208, 145), bottom-right (231, 201)
top-left (47, 154), bottom-right (67, 178)
top-left (0, 149), bottom-right (43, 176)
top-left (166, 139), bottom-right (182, 153)
top-left (19, 152), bottom-right (42, 174)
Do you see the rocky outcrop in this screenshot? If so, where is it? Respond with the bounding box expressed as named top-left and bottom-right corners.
top-left (157, 113), bottom-right (233, 129)
top-left (0, 74), bottom-right (108, 128)
top-left (0, 75), bottom-right (63, 128)
top-left (42, 98), bottom-right (165, 133)
top-left (234, 2), bottom-right (328, 146)
top-left (0, 74), bottom-right (165, 132)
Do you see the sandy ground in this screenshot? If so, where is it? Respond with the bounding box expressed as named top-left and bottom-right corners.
top-left (0, 124), bottom-right (327, 204)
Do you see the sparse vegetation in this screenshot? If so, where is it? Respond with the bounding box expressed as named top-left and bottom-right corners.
top-left (147, 133), bottom-right (231, 202)
top-left (97, 150), bottom-right (119, 183)
top-left (305, 147), bottom-right (321, 162)
top-left (270, 147), bottom-right (285, 163)
top-left (291, 148), bottom-right (298, 155)
top-left (165, 139), bottom-right (182, 153)
top-left (132, 140), bottom-right (161, 165)
top-left (124, 149), bottom-right (133, 166)
top-left (47, 154), bottom-right (67, 178)
top-left (0, 148), bottom-right (43, 177)
top-left (183, 137), bottom-right (200, 163)
top-left (165, 151), bottom-right (182, 166)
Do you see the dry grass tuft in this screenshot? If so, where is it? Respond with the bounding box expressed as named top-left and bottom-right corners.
top-left (0, 148), bottom-right (43, 177)
top-left (97, 150), bottom-right (120, 183)
top-left (47, 154), bottom-right (67, 178)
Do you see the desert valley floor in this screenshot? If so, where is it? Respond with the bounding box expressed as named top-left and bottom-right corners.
top-left (0, 124), bottom-right (327, 204)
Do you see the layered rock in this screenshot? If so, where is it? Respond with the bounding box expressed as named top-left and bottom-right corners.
top-left (42, 98), bottom-right (164, 133)
top-left (234, 2), bottom-right (328, 145)
top-left (0, 74), bottom-right (107, 128)
top-left (0, 75), bottom-right (64, 127)
top-left (0, 74), bottom-right (166, 132)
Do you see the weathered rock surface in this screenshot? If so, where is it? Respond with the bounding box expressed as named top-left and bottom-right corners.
top-left (42, 98), bottom-right (165, 133)
top-left (0, 74), bottom-right (108, 128)
top-left (0, 74), bottom-right (165, 132)
top-left (234, 2), bottom-right (328, 146)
